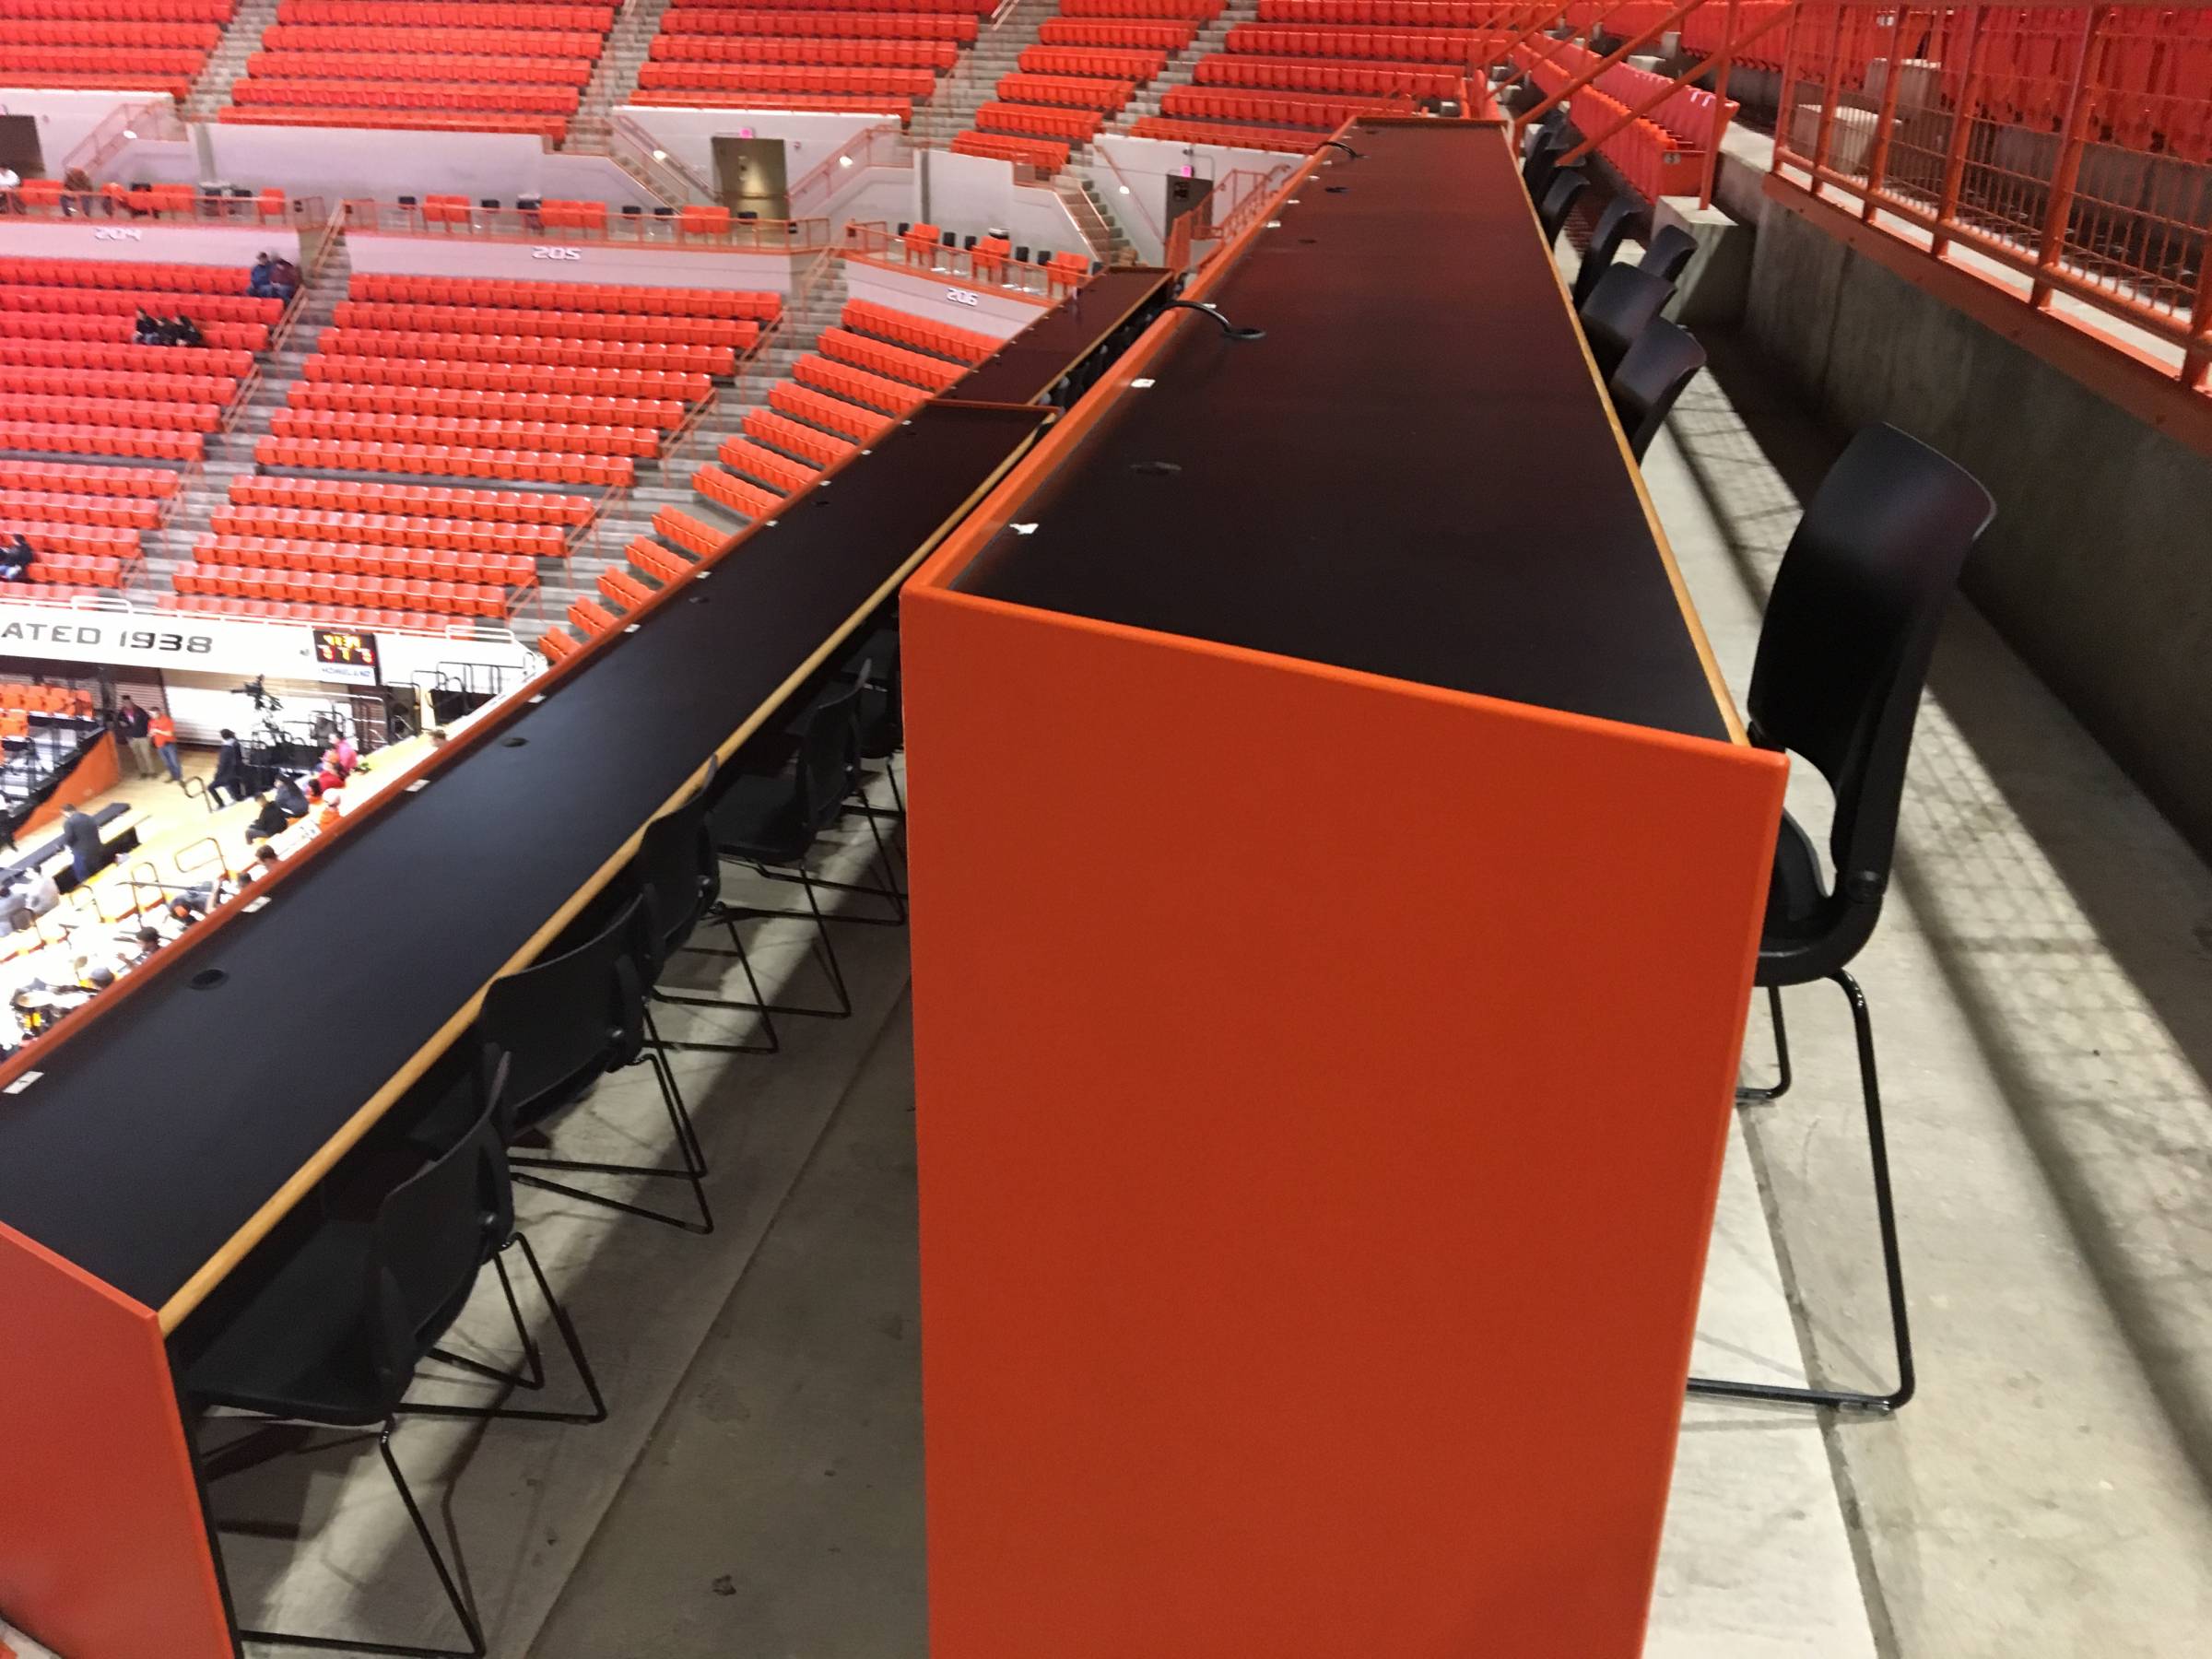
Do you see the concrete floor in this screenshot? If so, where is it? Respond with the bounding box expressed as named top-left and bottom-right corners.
top-left (178, 326), bottom-right (2212, 1658)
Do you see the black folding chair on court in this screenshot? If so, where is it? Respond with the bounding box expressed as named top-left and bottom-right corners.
top-left (178, 1041), bottom-right (592, 1657)
top-left (1640, 220), bottom-right (1699, 284)
top-left (1571, 194), bottom-right (1639, 308)
top-left (627, 788), bottom-right (780, 1057)
top-left (1578, 263), bottom-right (1675, 382)
top-left (1693, 423), bottom-right (1994, 1415)
top-left (1606, 318), bottom-right (1706, 462)
top-left (480, 892), bottom-right (712, 1234)
top-left (704, 676), bottom-right (888, 1021)
top-left (1535, 167), bottom-right (1587, 251)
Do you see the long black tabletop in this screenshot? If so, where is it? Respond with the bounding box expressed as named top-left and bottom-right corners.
top-left (951, 121), bottom-right (1732, 743)
top-left (953, 267), bottom-right (1175, 406)
top-left (0, 402), bottom-right (1046, 1313)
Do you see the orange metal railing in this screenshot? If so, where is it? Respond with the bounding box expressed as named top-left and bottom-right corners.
top-left (1772, 1), bottom-right (2212, 394)
top-left (339, 198), bottom-right (834, 251)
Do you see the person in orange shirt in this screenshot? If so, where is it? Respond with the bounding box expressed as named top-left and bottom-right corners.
top-left (315, 787), bottom-right (343, 836)
top-left (147, 706), bottom-right (182, 784)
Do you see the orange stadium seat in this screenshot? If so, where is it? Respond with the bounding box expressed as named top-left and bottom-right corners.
top-left (1128, 114), bottom-right (1319, 152)
top-left (841, 297), bottom-right (1001, 364)
top-left (715, 435), bottom-right (819, 498)
top-left (662, 8), bottom-right (978, 42)
top-left (950, 131), bottom-right (1071, 172)
top-left (972, 100), bottom-right (1103, 144)
top-left (816, 325), bottom-right (969, 390)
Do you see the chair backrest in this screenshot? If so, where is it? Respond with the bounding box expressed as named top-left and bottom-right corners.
top-left (1578, 264), bottom-right (1674, 382)
top-left (1607, 318), bottom-right (1706, 461)
top-left (1519, 105), bottom-right (1566, 159)
top-left (1748, 424), bottom-right (1994, 921)
top-left (628, 791), bottom-right (716, 971)
top-left (1639, 221), bottom-right (1698, 284)
top-left (796, 675), bottom-right (866, 833)
top-left (478, 892), bottom-right (652, 1118)
top-left (367, 1049), bottom-right (512, 1395)
top-left (1571, 195), bottom-right (1639, 308)
top-left (1522, 125), bottom-right (1571, 197)
top-left (1536, 167), bottom-right (1587, 248)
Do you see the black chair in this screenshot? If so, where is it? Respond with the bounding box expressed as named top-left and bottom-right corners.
top-left (1691, 424), bottom-right (1994, 1416)
top-left (1606, 318), bottom-right (1705, 461)
top-left (478, 197), bottom-right (500, 210)
top-left (1012, 243), bottom-right (1030, 263)
top-left (1571, 194), bottom-right (1638, 308)
top-left (1521, 124), bottom-right (1572, 198)
top-left (1578, 264), bottom-right (1674, 382)
top-left (480, 892), bottom-right (711, 1233)
top-left (620, 203), bottom-right (642, 218)
top-left (396, 194), bottom-right (418, 208)
top-left (626, 789), bottom-right (778, 1056)
top-left (896, 219), bottom-right (911, 235)
top-left (1641, 221), bottom-right (1698, 284)
top-left (1519, 103), bottom-right (1567, 159)
top-left (1535, 167), bottom-right (1587, 250)
top-left (181, 1042), bottom-right (583, 1657)
top-left (704, 677), bottom-right (881, 1019)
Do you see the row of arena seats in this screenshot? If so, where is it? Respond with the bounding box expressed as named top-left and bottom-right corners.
top-left (0, 369), bottom-right (240, 404)
top-left (792, 355), bottom-right (932, 416)
top-left (0, 488), bottom-right (165, 529)
top-left (973, 100), bottom-right (1103, 145)
top-left (242, 51), bottom-right (596, 84)
top-left (268, 411), bottom-right (665, 456)
top-left (841, 296), bottom-right (1002, 366)
top-left (0, 524), bottom-right (140, 557)
top-left (320, 329), bottom-right (736, 372)
top-left (1194, 54), bottom-right (1462, 98)
top-left (1159, 85), bottom-right (1406, 127)
top-left (1060, 0), bottom-right (1220, 15)
top-left (346, 275), bottom-right (777, 320)
top-left (255, 437), bottom-right (635, 486)
top-left (277, 1), bottom-right (615, 24)
top-left (261, 23), bottom-right (603, 51)
top-left (5, 180), bottom-right (289, 221)
top-left (0, 340), bottom-right (254, 376)
top-left (628, 91), bottom-right (914, 118)
top-left (2, 555), bottom-right (132, 587)
top-left (175, 565), bottom-right (530, 618)
top-left (633, 63), bottom-right (937, 97)
top-left (649, 36), bottom-right (959, 68)
top-left (950, 131), bottom-right (1069, 171)
top-left (0, 461), bottom-right (178, 499)
top-left (302, 357), bottom-right (712, 399)
top-left (9, 19), bottom-right (219, 43)
top-left (663, 8), bottom-right (978, 40)
top-left (665, 0), bottom-right (992, 10)
top-left (0, 424), bottom-right (200, 461)
top-left (288, 387), bottom-right (688, 427)
top-left (189, 536), bottom-right (540, 585)
top-left (0, 259), bottom-right (258, 295)
top-left (0, 684), bottom-right (97, 715)
top-left (0, 581), bottom-right (138, 605)
top-left (211, 506), bottom-right (570, 558)
top-left (230, 475), bottom-right (594, 524)
top-left (218, 109), bottom-right (571, 139)
top-left (11, 0), bottom-right (228, 14)
top-left (0, 312), bottom-right (267, 350)
top-left (1021, 44), bottom-right (1168, 78)
top-left (328, 300), bottom-right (760, 347)
top-left (1254, 0), bottom-right (1510, 21)
top-left (164, 592), bottom-right (512, 632)
top-left (1040, 18), bottom-right (1196, 49)
top-left (0, 288), bottom-right (277, 324)
top-left (1128, 114), bottom-right (1323, 151)
top-left (230, 80), bottom-right (583, 112)
top-left (994, 71), bottom-right (1137, 112)
top-left (712, 434), bottom-right (818, 497)
top-left (1513, 48), bottom-right (1700, 201)
top-left (2, 396), bottom-right (222, 433)
top-left (1225, 25), bottom-right (1500, 60)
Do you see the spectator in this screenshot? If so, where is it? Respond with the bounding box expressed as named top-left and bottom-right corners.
top-left (209, 727), bottom-right (245, 804)
top-left (0, 535), bottom-right (32, 582)
top-left (0, 880), bottom-right (30, 932)
top-left (246, 840), bottom-right (283, 882)
top-left (429, 725), bottom-right (449, 747)
top-left (247, 791), bottom-right (290, 840)
top-left (147, 704), bottom-right (182, 783)
top-left (124, 925), bottom-right (163, 966)
top-left (329, 732), bottom-right (359, 773)
top-left (314, 756), bottom-right (343, 796)
top-left (60, 803), bottom-right (104, 883)
top-left (22, 866), bottom-right (59, 922)
top-left (247, 252), bottom-right (275, 297)
top-left (315, 787), bottom-right (343, 836)
top-left (114, 697), bottom-right (154, 778)
top-left (268, 254), bottom-right (300, 300)
top-left (272, 771), bottom-right (309, 819)
top-left (134, 308), bottom-right (162, 345)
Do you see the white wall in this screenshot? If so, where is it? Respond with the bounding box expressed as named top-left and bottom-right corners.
top-left (0, 88), bottom-right (151, 173)
top-left (844, 258), bottom-right (1046, 340)
top-left (915, 149), bottom-right (1088, 260)
top-left (618, 106), bottom-right (884, 189)
top-left (347, 231), bottom-right (806, 292)
top-left (189, 126), bottom-right (660, 211)
top-left (0, 218), bottom-right (301, 265)
top-left (1087, 133), bottom-right (1295, 264)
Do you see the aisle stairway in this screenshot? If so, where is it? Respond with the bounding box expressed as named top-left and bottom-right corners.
top-left (565, 0), bottom-right (675, 152)
top-left (183, 0), bottom-right (278, 120)
top-left (912, 0), bottom-right (1057, 147)
top-left (1102, 0), bottom-right (1256, 134)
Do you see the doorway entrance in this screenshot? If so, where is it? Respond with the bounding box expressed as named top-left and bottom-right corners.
top-left (0, 116), bottom-right (46, 181)
top-left (712, 137), bottom-right (790, 222)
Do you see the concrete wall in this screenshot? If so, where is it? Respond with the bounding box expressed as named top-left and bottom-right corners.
top-left (915, 149), bottom-right (1087, 258)
top-left (168, 127), bottom-right (659, 210)
top-left (1087, 133), bottom-right (1292, 263)
top-left (0, 217), bottom-right (301, 265)
top-left (0, 88), bottom-right (147, 173)
top-left (617, 106), bottom-right (884, 191)
top-left (1746, 205), bottom-right (2212, 852)
top-left (843, 258), bottom-right (1046, 340)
